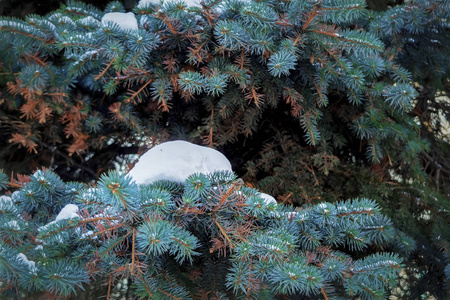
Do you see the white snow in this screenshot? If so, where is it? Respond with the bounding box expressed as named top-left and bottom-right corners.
top-left (55, 204), bottom-right (79, 221)
top-left (138, 0), bottom-right (160, 6)
top-left (102, 12), bottom-right (138, 31)
top-left (138, 0), bottom-right (201, 8)
top-left (78, 16), bottom-right (100, 27)
top-left (36, 204), bottom-right (79, 244)
top-left (269, 211), bottom-right (299, 219)
top-left (6, 220), bottom-right (20, 230)
top-left (259, 193), bottom-right (277, 204)
top-left (257, 243), bottom-right (280, 251)
top-left (318, 203), bottom-right (327, 209)
top-left (0, 195), bottom-right (12, 203)
top-left (128, 140), bottom-right (233, 184)
top-left (80, 230), bottom-right (96, 239)
top-left (17, 253), bottom-right (36, 269)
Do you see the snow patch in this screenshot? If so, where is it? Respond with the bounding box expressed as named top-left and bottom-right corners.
top-left (138, 0), bottom-right (160, 6)
top-left (6, 220), bottom-right (20, 230)
top-left (257, 243), bottom-right (280, 251)
top-left (0, 195), bottom-right (12, 203)
top-left (81, 230), bottom-right (97, 239)
top-left (138, 0), bottom-right (201, 8)
top-left (17, 253), bottom-right (36, 269)
top-left (269, 211), bottom-right (298, 219)
top-left (318, 203), bottom-right (327, 209)
top-left (259, 193), bottom-right (277, 205)
top-left (102, 12), bottom-right (138, 31)
top-left (128, 140), bottom-right (232, 184)
top-left (55, 204), bottom-right (79, 221)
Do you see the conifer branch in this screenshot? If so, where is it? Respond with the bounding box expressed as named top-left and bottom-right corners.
top-left (94, 57), bottom-right (116, 82)
top-left (302, 6), bottom-right (319, 30)
top-left (131, 228), bottom-right (137, 274)
top-left (126, 77), bottom-right (153, 105)
top-left (212, 217), bottom-right (234, 250)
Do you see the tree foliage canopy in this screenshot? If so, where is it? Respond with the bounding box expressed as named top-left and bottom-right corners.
top-left (0, 168), bottom-right (407, 299)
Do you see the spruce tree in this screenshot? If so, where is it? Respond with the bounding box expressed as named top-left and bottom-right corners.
top-left (0, 165), bottom-right (406, 299)
top-left (0, 0), bottom-right (448, 298)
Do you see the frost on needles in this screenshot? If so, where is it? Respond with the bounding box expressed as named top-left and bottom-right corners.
top-left (0, 141), bottom-right (413, 299)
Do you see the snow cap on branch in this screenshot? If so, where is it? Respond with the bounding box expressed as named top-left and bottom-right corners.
top-left (17, 253), bottom-right (36, 269)
top-left (259, 193), bottom-right (277, 204)
top-left (0, 195), bottom-right (12, 204)
top-left (55, 204), bottom-right (79, 221)
top-left (101, 12), bottom-right (138, 31)
top-left (128, 140), bottom-right (233, 184)
top-left (138, 0), bottom-right (201, 8)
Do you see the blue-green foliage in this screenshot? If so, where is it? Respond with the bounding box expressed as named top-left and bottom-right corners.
top-left (320, 0), bottom-right (367, 24)
top-left (0, 170), bottom-right (8, 190)
top-left (384, 83), bottom-right (418, 111)
top-left (1, 0), bottom-right (445, 298)
top-left (39, 259), bottom-right (89, 296)
top-left (0, 169), bottom-right (408, 298)
top-left (98, 170), bottom-right (140, 211)
top-left (268, 50), bottom-right (298, 77)
top-left (0, 0), bottom-right (423, 161)
top-left (178, 71), bottom-right (207, 94)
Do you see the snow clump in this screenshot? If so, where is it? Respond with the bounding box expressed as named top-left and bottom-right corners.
top-left (55, 204), bottom-right (79, 221)
top-left (128, 140), bottom-right (232, 184)
top-left (17, 253), bottom-right (36, 269)
top-left (259, 193), bottom-right (277, 204)
top-left (138, 0), bottom-right (202, 8)
top-left (0, 195), bottom-right (12, 203)
top-left (102, 12), bottom-right (138, 31)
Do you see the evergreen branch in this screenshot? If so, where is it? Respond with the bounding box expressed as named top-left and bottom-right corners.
top-left (90, 223), bottom-right (123, 238)
top-left (341, 30), bottom-right (384, 54)
top-left (319, 0), bottom-right (367, 24)
top-left (135, 274), bottom-right (155, 298)
top-left (268, 50), bottom-right (297, 77)
top-left (320, 5), bottom-right (364, 11)
top-left (292, 32), bottom-right (303, 47)
top-left (310, 29), bottom-right (340, 39)
top-left (42, 259), bottom-right (89, 296)
top-left (240, 2), bottom-right (277, 28)
top-left (0, 168), bottom-right (405, 297)
top-left (114, 71), bottom-right (149, 81)
top-left (37, 220), bottom-right (79, 240)
top-left (106, 274), bottom-right (113, 300)
top-left (321, 44), bottom-right (349, 73)
top-left (178, 71), bottom-right (206, 95)
top-left (302, 6), bottom-right (319, 30)
top-left (213, 217), bottom-right (235, 249)
top-left (25, 54), bottom-right (55, 81)
top-left (156, 287), bottom-right (184, 300)
top-left (79, 216), bottom-right (120, 224)
top-left (0, 21), bottom-right (50, 43)
top-left (214, 20), bottom-right (248, 50)
top-left (94, 57), bottom-right (116, 82)
top-left (216, 178), bottom-right (244, 209)
top-left (311, 79), bottom-right (327, 107)
top-left (321, 286), bottom-right (332, 300)
top-left (131, 228), bottom-right (136, 274)
top-left (153, 12), bottom-right (179, 35)
top-left (206, 104), bottom-right (214, 147)
top-left (98, 233), bottom-right (131, 258)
